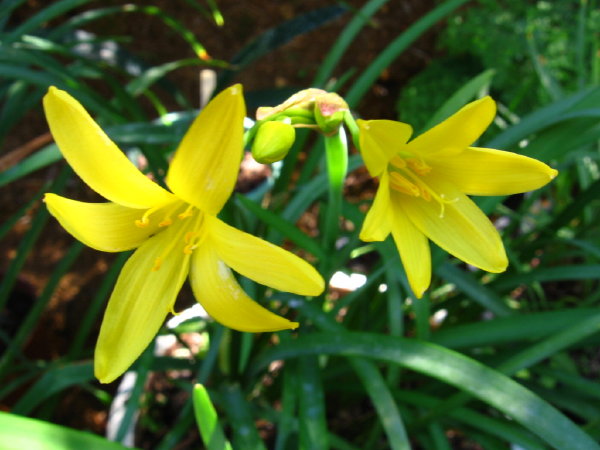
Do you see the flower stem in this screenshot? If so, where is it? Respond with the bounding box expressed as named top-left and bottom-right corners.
top-left (322, 128), bottom-right (348, 255)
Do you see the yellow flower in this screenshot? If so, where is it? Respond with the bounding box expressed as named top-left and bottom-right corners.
top-left (358, 96), bottom-right (557, 298)
top-left (43, 86), bottom-right (324, 383)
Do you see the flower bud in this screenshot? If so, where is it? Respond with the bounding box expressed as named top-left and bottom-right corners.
top-left (251, 121), bottom-right (296, 164)
top-left (256, 88), bottom-right (327, 121)
top-left (314, 93), bottom-right (349, 134)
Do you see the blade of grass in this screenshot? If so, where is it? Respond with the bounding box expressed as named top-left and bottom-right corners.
top-left (493, 265), bottom-right (600, 291)
top-left (298, 355), bottom-right (329, 449)
top-left (436, 263), bottom-right (513, 317)
top-left (313, 0), bottom-right (389, 87)
top-left (423, 69), bottom-right (496, 132)
top-left (396, 390), bottom-right (546, 450)
top-left (155, 325), bottom-right (226, 450)
top-left (349, 358), bottom-right (410, 450)
top-left (236, 194), bottom-right (325, 259)
top-left (0, 165), bottom-right (70, 313)
top-left (220, 384), bottom-right (266, 450)
top-left (12, 362), bottom-right (94, 415)
top-left (0, 411), bottom-right (128, 449)
top-left (345, 0), bottom-right (470, 107)
top-left (274, 356), bottom-right (299, 450)
top-left (193, 384), bottom-right (232, 450)
top-left (3, 0), bottom-right (90, 44)
top-left (0, 241), bottom-right (83, 379)
top-left (67, 252), bottom-right (129, 360)
top-left (419, 309), bottom-right (600, 427)
top-left (254, 332), bottom-right (600, 450)
top-left (431, 309), bottom-right (599, 349)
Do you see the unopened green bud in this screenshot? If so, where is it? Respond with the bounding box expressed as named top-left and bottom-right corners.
top-left (314, 93), bottom-right (349, 134)
top-left (251, 121), bottom-right (295, 164)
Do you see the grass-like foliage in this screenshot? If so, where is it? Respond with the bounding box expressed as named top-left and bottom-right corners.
top-left (1, 0), bottom-right (600, 448)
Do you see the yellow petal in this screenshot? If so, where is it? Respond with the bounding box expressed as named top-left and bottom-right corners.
top-left (432, 146), bottom-right (558, 195)
top-left (189, 245), bottom-right (298, 332)
top-left (94, 220), bottom-right (191, 383)
top-left (360, 171), bottom-right (392, 242)
top-left (401, 177), bottom-right (508, 273)
top-left (389, 196), bottom-right (431, 298)
top-left (408, 96), bottom-right (496, 156)
top-left (358, 119), bottom-right (412, 177)
top-left (45, 193), bottom-right (163, 252)
top-left (167, 85), bottom-right (246, 215)
top-left (207, 216), bottom-right (324, 296)
top-left (43, 87), bottom-right (175, 209)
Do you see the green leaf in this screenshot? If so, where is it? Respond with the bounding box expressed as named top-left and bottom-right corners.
top-left (487, 86), bottom-right (600, 150)
top-left (236, 194), bottom-right (325, 259)
top-left (349, 358), bottom-right (410, 450)
top-left (254, 332), bottom-right (600, 450)
top-left (3, 0), bottom-right (90, 44)
top-left (0, 411), bottom-right (129, 449)
top-left (298, 356), bottom-right (329, 449)
top-left (431, 309), bottom-right (600, 349)
top-left (11, 362), bottom-right (93, 415)
top-left (193, 384), bottom-right (232, 450)
top-left (313, 0), bottom-right (389, 87)
top-left (423, 69), bottom-right (496, 132)
top-left (396, 390), bottom-right (546, 449)
top-left (345, 0), bottom-right (470, 107)
top-left (436, 263), bottom-right (513, 317)
top-left (220, 384), bottom-right (266, 450)
top-left (494, 265), bottom-right (600, 291)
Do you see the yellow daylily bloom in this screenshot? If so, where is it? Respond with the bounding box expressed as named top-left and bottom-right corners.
top-left (43, 86), bottom-right (324, 383)
top-left (358, 96), bottom-right (558, 298)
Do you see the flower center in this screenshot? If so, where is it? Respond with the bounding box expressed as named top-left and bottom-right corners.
top-left (388, 154), bottom-right (456, 217)
top-left (149, 206), bottom-right (205, 272)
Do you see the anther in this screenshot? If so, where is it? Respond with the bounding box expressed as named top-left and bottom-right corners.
top-left (407, 158), bottom-right (431, 175)
top-left (389, 172), bottom-right (420, 197)
top-left (390, 155), bottom-right (407, 169)
top-left (178, 204), bottom-right (194, 220)
top-left (183, 244), bottom-right (196, 254)
top-left (158, 218), bottom-right (173, 227)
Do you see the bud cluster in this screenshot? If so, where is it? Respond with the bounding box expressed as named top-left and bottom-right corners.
top-left (249, 88), bottom-right (351, 164)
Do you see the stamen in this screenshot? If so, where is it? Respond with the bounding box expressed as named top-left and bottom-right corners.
top-left (178, 204), bottom-right (195, 220)
top-left (407, 158), bottom-right (431, 175)
top-left (135, 203), bottom-right (177, 228)
top-left (389, 172), bottom-right (420, 197)
top-left (135, 217), bottom-right (149, 228)
top-left (389, 155), bottom-right (407, 169)
top-left (147, 208), bottom-right (205, 274)
top-left (390, 159), bottom-right (457, 218)
top-left (135, 209), bottom-right (153, 228)
top-left (183, 244), bottom-right (197, 254)
top-left (158, 218), bottom-right (173, 227)
top-left (409, 174), bottom-right (456, 218)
